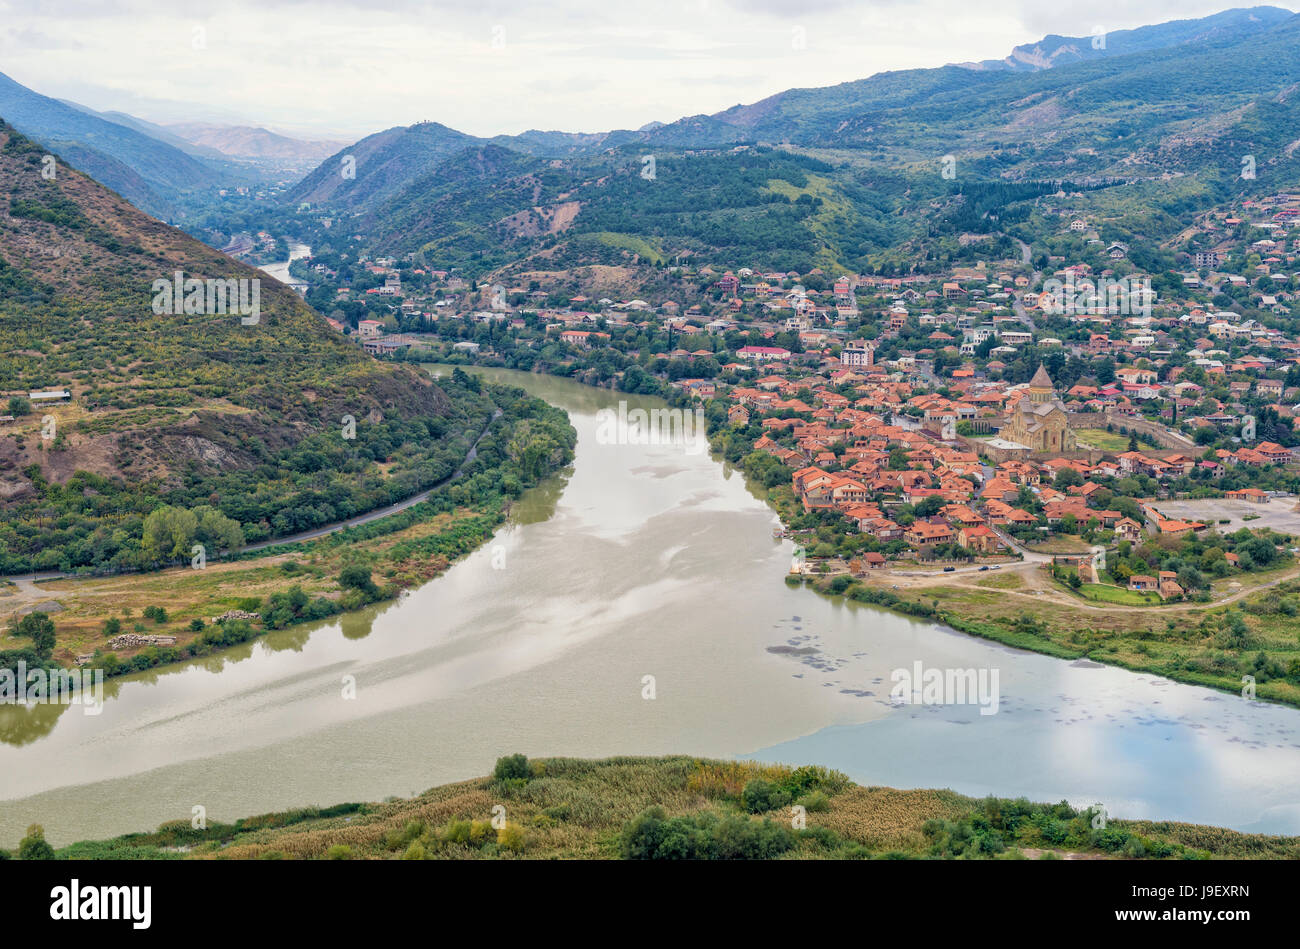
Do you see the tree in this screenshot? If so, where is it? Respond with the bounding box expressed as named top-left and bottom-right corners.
top-left (15, 612), bottom-right (55, 658)
top-left (1243, 537), bottom-right (1276, 567)
top-left (1054, 467), bottom-right (1084, 489)
top-left (141, 505), bottom-right (198, 562)
top-left (338, 563), bottom-right (378, 597)
top-left (6, 396), bottom-right (29, 417)
top-left (193, 506), bottom-right (245, 553)
top-left (493, 754), bottom-right (531, 782)
top-left (1128, 431), bottom-right (1139, 452)
top-left (18, 825), bottom-right (54, 860)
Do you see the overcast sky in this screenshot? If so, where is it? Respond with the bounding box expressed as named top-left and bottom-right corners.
top-left (0, 1), bottom-right (1290, 141)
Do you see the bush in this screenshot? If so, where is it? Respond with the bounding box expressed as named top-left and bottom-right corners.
top-left (326, 845), bottom-right (353, 860)
top-left (493, 754), bottom-right (531, 782)
top-left (18, 825), bottom-right (55, 860)
top-left (741, 778), bottom-right (791, 814)
top-left (799, 790), bottom-right (830, 813)
top-left (14, 612), bottom-right (55, 658)
top-left (620, 807), bottom-right (795, 860)
top-left (497, 822), bottom-right (526, 852)
top-left (384, 820), bottom-right (425, 851)
top-left (401, 842), bottom-right (426, 860)
top-left (339, 564), bottom-right (379, 598)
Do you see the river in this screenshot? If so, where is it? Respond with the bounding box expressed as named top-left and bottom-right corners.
top-left (2, 368), bottom-right (1299, 846)
top-left (257, 242), bottom-right (311, 293)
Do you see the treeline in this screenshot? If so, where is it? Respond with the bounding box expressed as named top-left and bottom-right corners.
top-left (0, 375), bottom-right (513, 575)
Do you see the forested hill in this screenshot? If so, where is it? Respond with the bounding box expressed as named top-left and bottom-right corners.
top-left (0, 121), bottom-right (494, 574)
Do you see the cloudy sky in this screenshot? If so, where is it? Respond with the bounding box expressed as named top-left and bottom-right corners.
top-left (0, 0), bottom-right (1289, 141)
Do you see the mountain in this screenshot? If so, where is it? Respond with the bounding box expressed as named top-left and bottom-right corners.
top-left (289, 8), bottom-right (1300, 229)
top-left (957, 6), bottom-right (1293, 71)
top-left (0, 120), bottom-right (496, 574)
top-left (286, 121), bottom-right (479, 210)
top-left (638, 8), bottom-right (1300, 160)
top-left (166, 122), bottom-right (344, 161)
top-left (280, 8), bottom-right (1300, 286)
top-left (58, 101), bottom-right (227, 160)
top-left (0, 71), bottom-right (231, 218)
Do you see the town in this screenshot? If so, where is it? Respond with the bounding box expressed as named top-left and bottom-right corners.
top-left (278, 189), bottom-right (1300, 609)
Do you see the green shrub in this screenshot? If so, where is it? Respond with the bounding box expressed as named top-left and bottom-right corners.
top-left (385, 820), bottom-right (425, 851)
top-left (326, 845), bottom-right (353, 860)
top-left (798, 790), bottom-right (830, 813)
top-left (741, 778), bottom-right (791, 814)
top-left (18, 825), bottom-right (54, 860)
top-left (493, 754), bottom-right (531, 782)
top-left (620, 808), bottom-right (795, 860)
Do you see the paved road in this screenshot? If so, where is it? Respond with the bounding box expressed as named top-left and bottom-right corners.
top-left (1012, 238), bottom-right (1041, 331)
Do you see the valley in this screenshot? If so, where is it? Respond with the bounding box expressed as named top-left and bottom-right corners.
top-left (3, 4), bottom-right (1300, 885)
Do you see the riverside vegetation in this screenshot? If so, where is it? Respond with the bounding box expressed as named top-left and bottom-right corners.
top-left (10, 755), bottom-right (1298, 860)
top-left (0, 371), bottom-right (576, 681)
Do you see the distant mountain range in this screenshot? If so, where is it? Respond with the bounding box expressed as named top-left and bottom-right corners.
top-left (0, 70), bottom-right (235, 218)
top-left (0, 73), bottom-right (350, 219)
top-left (5, 6), bottom-right (1300, 266)
top-left (165, 123), bottom-right (345, 162)
top-left (272, 6), bottom-right (1300, 280)
top-left (955, 5), bottom-right (1292, 71)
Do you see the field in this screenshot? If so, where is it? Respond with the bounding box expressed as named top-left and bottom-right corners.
top-left (1074, 583), bottom-right (1160, 606)
top-left (42, 756), bottom-right (1300, 861)
top-left (0, 504), bottom-right (500, 671)
top-left (1023, 534), bottom-right (1095, 554)
top-left (1074, 429), bottom-right (1135, 451)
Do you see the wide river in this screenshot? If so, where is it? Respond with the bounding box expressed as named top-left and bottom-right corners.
top-left (3, 368), bottom-right (1300, 846)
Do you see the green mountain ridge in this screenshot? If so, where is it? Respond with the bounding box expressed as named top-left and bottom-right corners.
top-left (275, 9), bottom-right (1300, 280)
top-left (0, 120), bottom-right (496, 574)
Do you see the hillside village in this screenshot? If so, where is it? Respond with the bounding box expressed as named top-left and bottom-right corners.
top-left (268, 190), bottom-right (1300, 604)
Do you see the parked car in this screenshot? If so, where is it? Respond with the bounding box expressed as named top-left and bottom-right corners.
top-left (978, 565), bottom-right (990, 572)
top-left (943, 566), bottom-right (956, 572)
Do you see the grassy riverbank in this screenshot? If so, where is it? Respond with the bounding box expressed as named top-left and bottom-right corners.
top-left (0, 379), bottom-right (577, 680)
top-left (794, 564), bottom-right (1300, 707)
top-left (25, 756), bottom-right (1299, 860)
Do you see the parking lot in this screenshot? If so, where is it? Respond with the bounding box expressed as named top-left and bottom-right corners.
top-left (1151, 496), bottom-right (1300, 536)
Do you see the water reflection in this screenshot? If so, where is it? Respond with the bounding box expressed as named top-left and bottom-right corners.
top-left (1, 367), bottom-right (1298, 846)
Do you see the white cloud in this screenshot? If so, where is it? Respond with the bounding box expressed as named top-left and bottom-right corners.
top-left (0, 0), bottom-right (1289, 140)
